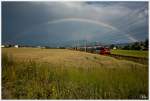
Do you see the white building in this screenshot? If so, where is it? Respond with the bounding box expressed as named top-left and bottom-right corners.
top-left (1, 45), bottom-right (5, 48)
top-left (113, 46), bottom-right (117, 50)
top-left (14, 45), bottom-right (19, 48)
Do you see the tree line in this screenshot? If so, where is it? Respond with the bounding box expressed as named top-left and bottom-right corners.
top-left (110, 39), bottom-right (148, 50)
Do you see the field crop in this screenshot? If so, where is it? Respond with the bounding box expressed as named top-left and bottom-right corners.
top-left (111, 49), bottom-right (148, 58)
top-left (2, 48), bottom-right (148, 99)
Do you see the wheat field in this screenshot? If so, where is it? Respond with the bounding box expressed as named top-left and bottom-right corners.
top-left (2, 48), bottom-right (148, 99)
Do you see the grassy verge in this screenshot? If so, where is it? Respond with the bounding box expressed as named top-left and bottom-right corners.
top-left (111, 49), bottom-right (148, 58)
top-left (2, 53), bottom-right (148, 99)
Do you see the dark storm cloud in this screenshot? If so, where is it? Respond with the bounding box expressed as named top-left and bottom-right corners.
top-left (2, 2), bottom-right (148, 45)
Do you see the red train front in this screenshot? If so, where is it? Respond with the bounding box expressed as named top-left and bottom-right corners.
top-left (99, 47), bottom-right (111, 55)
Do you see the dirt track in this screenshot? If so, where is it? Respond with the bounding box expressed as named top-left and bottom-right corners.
top-left (109, 54), bottom-right (148, 64)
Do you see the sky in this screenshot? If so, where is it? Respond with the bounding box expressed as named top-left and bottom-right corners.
top-left (2, 2), bottom-right (148, 46)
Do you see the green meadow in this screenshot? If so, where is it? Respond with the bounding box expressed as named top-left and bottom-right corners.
top-left (111, 49), bottom-right (148, 58)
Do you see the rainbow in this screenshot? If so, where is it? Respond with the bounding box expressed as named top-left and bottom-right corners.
top-left (47, 18), bottom-right (137, 42)
top-left (47, 18), bottom-right (117, 31)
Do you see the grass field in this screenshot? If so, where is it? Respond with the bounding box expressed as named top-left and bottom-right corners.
top-left (2, 48), bottom-right (148, 99)
top-left (111, 49), bottom-right (148, 58)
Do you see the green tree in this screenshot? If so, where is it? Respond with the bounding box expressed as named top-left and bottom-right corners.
top-left (123, 45), bottom-right (131, 50)
top-left (131, 42), bottom-right (141, 50)
top-left (144, 39), bottom-right (148, 49)
top-left (110, 44), bottom-right (115, 49)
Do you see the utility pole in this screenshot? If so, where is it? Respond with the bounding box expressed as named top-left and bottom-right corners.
top-left (84, 40), bottom-right (87, 52)
top-left (76, 40), bottom-right (77, 50)
top-left (74, 40), bottom-right (76, 50)
top-left (77, 40), bottom-right (80, 50)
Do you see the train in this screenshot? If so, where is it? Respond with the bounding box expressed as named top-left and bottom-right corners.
top-left (76, 46), bottom-right (111, 55)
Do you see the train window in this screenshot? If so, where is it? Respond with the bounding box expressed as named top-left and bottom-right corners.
top-left (100, 47), bottom-right (104, 50)
top-left (96, 47), bottom-right (100, 50)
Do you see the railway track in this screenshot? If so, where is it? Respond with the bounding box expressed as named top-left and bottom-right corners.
top-left (72, 49), bottom-right (148, 64)
top-left (109, 54), bottom-right (148, 65)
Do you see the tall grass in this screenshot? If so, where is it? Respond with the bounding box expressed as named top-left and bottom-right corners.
top-left (2, 53), bottom-right (148, 99)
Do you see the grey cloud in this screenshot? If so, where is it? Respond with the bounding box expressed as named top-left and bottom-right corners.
top-left (2, 2), bottom-right (148, 45)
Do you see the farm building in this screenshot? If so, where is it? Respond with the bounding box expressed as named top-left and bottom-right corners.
top-left (14, 45), bottom-right (19, 48)
top-left (1, 45), bottom-right (5, 48)
top-left (113, 46), bottom-right (117, 50)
